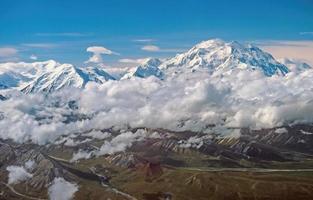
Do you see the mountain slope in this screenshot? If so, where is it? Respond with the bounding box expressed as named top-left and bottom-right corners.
top-left (0, 61), bottom-right (43, 89)
top-left (160, 39), bottom-right (289, 76)
top-left (21, 61), bottom-right (115, 93)
top-left (21, 61), bottom-right (85, 93)
top-left (121, 58), bottom-right (164, 79)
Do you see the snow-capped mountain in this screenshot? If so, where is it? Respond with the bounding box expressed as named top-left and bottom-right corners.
top-left (0, 61), bottom-right (42, 89)
top-left (160, 39), bottom-right (289, 76)
top-left (21, 61), bottom-right (85, 93)
top-left (0, 60), bottom-right (115, 93)
top-left (121, 58), bottom-right (164, 79)
top-left (81, 66), bottom-right (116, 83)
top-left (22, 61), bottom-right (115, 93)
top-left (0, 39), bottom-right (303, 94)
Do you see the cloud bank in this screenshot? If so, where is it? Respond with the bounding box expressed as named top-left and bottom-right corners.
top-left (1, 64), bottom-right (313, 146)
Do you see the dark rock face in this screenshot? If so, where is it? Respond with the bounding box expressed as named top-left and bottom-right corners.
top-left (0, 94), bottom-right (6, 101)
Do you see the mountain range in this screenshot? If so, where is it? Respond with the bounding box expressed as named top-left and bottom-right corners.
top-left (0, 39), bottom-right (310, 93)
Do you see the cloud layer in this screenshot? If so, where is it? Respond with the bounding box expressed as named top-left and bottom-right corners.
top-left (1, 64), bottom-right (313, 145)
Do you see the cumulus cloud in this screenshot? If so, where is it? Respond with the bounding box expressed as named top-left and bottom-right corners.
top-left (71, 150), bottom-right (93, 162)
top-left (6, 165), bottom-right (33, 184)
top-left (71, 129), bottom-right (153, 161)
top-left (1, 62), bottom-right (313, 146)
top-left (97, 130), bottom-right (145, 155)
top-left (0, 47), bottom-right (18, 57)
top-left (48, 177), bottom-right (78, 200)
top-left (86, 46), bottom-right (118, 63)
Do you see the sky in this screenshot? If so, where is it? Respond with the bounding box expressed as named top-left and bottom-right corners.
top-left (0, 0), bottom-right (313, 66)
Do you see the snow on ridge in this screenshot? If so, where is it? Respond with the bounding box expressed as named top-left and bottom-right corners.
top-left (0, 39), bottom-right (313, 145)
top-left (0, 60), bottom-right (116, 93)
top-left (0, 38), bottom-right (296, 91)
top-left (159, 39), bottom-right (289, 76)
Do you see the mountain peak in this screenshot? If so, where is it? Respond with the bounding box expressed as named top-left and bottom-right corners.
top-left (142, 58), bottom-right (162, 67)
top-left (160, 38), bottom-right (289, 76)
top-left (193, 38), bottom-right (226, 49)
top-left (121, 58), bottom-right (164, 80)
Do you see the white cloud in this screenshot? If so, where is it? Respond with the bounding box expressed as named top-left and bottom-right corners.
top-left (30, 54), bottom-right (38, 60)
top-left (86, 46), bottom-right (118, 63)
top-left (2, 58), bottom-right (313, 145)
top-left (6, 165), bottom-right (33, 184)
top-left (275, 128), bottom-right (288, 134)
top-left (48, 177), bottom-right (78, 200)
top-left (97, 130), bottom-right (145, 156)
top-left (86, 46), bottom-right (115, 55)
top-left (83, 130), bottom-right (111, 139)
top-left (71, 129), bottom-right (152, 161)
top-left (141, 45), bottom-right (160, 52)
top-left (0, 47), bottom-right (18, 57)
top-left (71, 150), bottom-right (93, 162)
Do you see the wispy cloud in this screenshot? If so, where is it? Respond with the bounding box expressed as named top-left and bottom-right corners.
top-left (119, 58), bottom-right (149, 64)
top-left (300, 32), bottom-right (313, 36)
top-left (21, 43), bottom-right (58, 49)
top-left (141, 45), bottom-right (160, 52)
top-left (0, 47), bottom-right (18, 57)
top-left (141, 45), bottom-right (185, 53)
top-left (132, 38), bottom-right (155, 42)
top-left (36, 32), bottom-right (92, 37)
top-left (256, 40), bottom-right (313, 65)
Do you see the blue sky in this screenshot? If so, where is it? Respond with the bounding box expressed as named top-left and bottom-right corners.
top-left (0, 0), bottom-right (313, 66)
